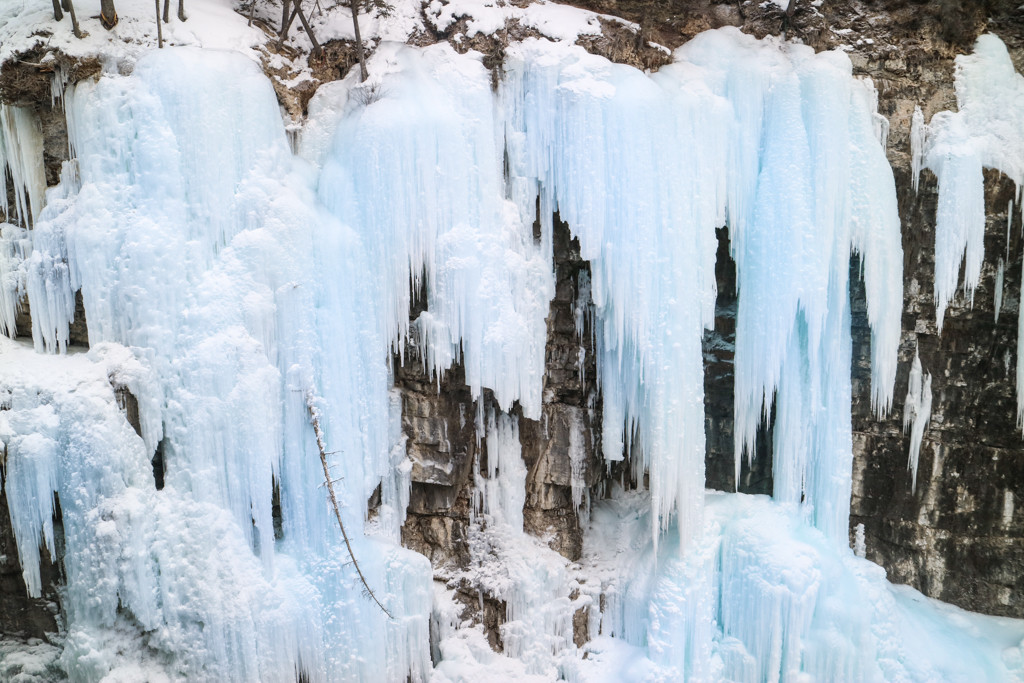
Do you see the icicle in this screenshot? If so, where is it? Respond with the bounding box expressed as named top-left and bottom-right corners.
top-left (0, 224), bottom-right (29, 337)
top-left (911, 105), bottom-right (925, 194)
top-left (1007, 200), bottom-right (1014, 262)
top-left (567, 406), bottom-right (588, 514)
top-left (481, 408), bottom-right (526, 530)
top-left (0, 104), bottom-right (47, 225)
top-left (996, 258), bottom-right (1005, 323)
top-left (50, 59), bottom-right (70, 110)
top-left (903, 348), bottom-right (932, 493)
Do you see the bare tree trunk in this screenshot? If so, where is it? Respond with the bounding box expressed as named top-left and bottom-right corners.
top-left (294, 2), bottom-right (322, 58)
top-left (163, 0), bottom-right (170, 23)
top-left (781, 0), bottom-right (797, 39)
top-left (155, 0), bottom-right (163, 47)
top-left (100, 0), bottom-right (117, 28)
top-left (279, 0), bottom-right (292, 41)
top-left (177, 0), bottom-right (186, 22)
top-left (278, 6), bottom-right (299, 49)
top-left (65, 0), bottom-right (84, 37)
top-left (349, 0), bottom-right (368, 81)
top-left (51, 0), bottom-right (63, 22)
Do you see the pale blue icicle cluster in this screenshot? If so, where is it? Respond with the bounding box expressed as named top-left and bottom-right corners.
top-left (503, 29), bottom-right (902, 547)
top-left (911, 33), bottom-right (1024, 425)
top-left (2, 23), bottom-right (1020, 683)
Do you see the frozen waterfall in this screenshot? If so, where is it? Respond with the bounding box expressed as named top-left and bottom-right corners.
top-left (1, 24), bottom-right (1022, 683)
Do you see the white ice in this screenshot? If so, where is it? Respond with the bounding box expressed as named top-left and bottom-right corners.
top-left (572, 491), bottom-right (1024, 683)
top-left (4, 48), bottom-right (432, 682)
top-left (902, 348), bottom-right (932, 493)
top-left (0, 15), bottom-right (1016, 683)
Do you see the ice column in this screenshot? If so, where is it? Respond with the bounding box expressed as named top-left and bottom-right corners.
top-left (503, 37), bottom-right (724, 549)
top-left (680, 30), bottom-right (901, 541)
top-left (0, 224), bottom-right (29, 336)
top-left (903, 348), bottom-right (932, 492)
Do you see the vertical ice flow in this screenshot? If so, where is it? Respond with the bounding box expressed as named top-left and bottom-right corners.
top-left (1, 26), bottom-right (918, 681)
top-left (0, 104), bottom-right (47, 224)
top-left (315, 43), bottom-right (553, 422)
top-left (915, 34), bottom-right (1024, 426)
top-left (4, 48), bottom-right (432, 682)
top-left (674, 31), bottom-right (901, 541)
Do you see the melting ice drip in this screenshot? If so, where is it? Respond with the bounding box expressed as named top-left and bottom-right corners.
top-left (0, 26), bottom-right (1020, 683)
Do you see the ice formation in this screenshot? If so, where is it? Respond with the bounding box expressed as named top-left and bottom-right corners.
top-left (912, 34), bottom-right (1024, 424)
top-left (500, 29), bottom-right (902, 547)
top-left (576, 491), bottom-right (1024, 683)
top-left (1, 19), bottom-right (1021, 683)
top-left (902, 348), bottom-right (932, 493)
top-left (3, 49), bottom-right (432, 682)
top-left (0, 103), bottom-right (47, 225)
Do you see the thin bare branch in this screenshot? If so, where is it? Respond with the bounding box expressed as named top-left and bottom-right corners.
top-left (294, 1), bottom-right (323, 58)
top-left (306, 393), bottom-right (392, 619)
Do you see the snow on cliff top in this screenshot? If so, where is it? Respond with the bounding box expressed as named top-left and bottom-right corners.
top-left (0, 0), bottom-right (267, 66)
top-left (0, 0), bottom-right (632, 77)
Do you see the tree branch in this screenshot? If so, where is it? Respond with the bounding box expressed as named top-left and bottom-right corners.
top-left (306, 393), bottom-right (392, 619)
top-left (294, 1), bottom-right (323, 58)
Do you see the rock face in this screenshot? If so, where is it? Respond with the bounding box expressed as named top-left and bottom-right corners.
top-left (849, 164), bottom-right (1024, 617)
top-left (2, 0), bottom-right (1024, 657)
top-left (394, 217), bottom-right (603, 645)
top-left (839, 6), bottom-right (1024, 619)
